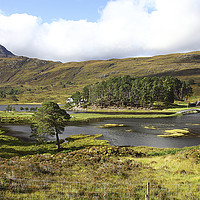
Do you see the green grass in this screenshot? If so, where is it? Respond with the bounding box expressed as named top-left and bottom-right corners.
top-left (0, 123), bottom-right (200, 199)
top-left (0, 106), bottom-right (183, 126)
top-left (0, 111), bottom-right (33, 124)
top-left (0, 107), bottom-right (180, 127)
top-left (0, 130), bottom-right (56, 158)
top-left (0, 128), bottom-right (200, 199)
top-left (0, 126), bottom-right (108, 158)
top-left (70, 112), bottom-right (180, 124)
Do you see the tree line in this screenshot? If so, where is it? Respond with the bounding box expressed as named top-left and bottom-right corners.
top-left (71, 75), bottom-right (193, 108)
top-left (5, 105), bottom-right (38, 112)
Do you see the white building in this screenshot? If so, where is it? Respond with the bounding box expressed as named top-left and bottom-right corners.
top-left (66, 98), bottom-right (74, 104)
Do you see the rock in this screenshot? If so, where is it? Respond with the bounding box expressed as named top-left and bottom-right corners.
top-left (0, 44), bottom-right (16, 58)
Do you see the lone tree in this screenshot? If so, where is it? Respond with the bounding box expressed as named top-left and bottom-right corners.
top-left (31, 101), bottom-right (71, 150)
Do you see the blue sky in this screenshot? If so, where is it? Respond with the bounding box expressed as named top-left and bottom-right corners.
top-left (0, 0), bottom-right (108, 22)
top-left (0, 0), bottom-right (200, 62)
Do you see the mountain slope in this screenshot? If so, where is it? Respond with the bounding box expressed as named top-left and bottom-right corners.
top-left (0, 50), bottom-right (200, 103)
top-left (0, 45), bottom-right (16, 58)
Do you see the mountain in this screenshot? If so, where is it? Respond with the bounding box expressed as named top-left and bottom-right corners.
top-left (0, 47), bottom-right (200, 103)
top-left (0, 44), bottom-right (16, 58)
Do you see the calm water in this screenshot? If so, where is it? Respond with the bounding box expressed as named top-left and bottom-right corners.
top-left (3, 113), bottom-right (200, 148)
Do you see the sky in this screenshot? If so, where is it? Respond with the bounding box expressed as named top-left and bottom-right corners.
top-left (0, 0), bottom-right (200, 62)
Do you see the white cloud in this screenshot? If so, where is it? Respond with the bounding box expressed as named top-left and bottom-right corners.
top-left (0, 0), bottom-right (200, 62)
top-left (146, 0), bottom-right (200, 53)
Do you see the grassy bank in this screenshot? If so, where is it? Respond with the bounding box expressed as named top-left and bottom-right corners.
top-left (0, 126), bottom-right (200, 199)
top-left (0, 111), bottom-right (33, 124)
top-left (0, 126), bottom-right (109, 158)
top-left (69, 112), bottom-right (180, 123)
top-left (0, 109), bottom-right (181, 125)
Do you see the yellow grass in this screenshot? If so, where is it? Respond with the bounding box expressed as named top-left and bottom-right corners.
top-left (100, 123), bottom-right (125, 128)
top-left (158, 128), bottom-right (190, 137)
top-left (144, 126), bottom-right (157, 130)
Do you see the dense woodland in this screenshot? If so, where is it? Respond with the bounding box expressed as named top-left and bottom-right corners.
top-left (71, 76), bottom-right (193, 108)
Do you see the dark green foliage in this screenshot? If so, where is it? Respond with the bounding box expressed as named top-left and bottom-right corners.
top-left (11, 95), bottom-right (18, 101)
top-left (20, 107), bottom-right (24, 111)
top-left (74, 76), bottom-right (193, 108)
top-left (0, 90), bottom-right (6, 98)
top-left (0, 86), bottom-right (24, 101)
top-left (4, 87), bottom-right (23, 95)
top-left (66, 81), bottom-right (73, 85)
top-left (71, 91), bottom-right (82, 104)
top-left (30, 107), bottom-right (37, 112)
top-left (6, 105), bottom-right (15, 111)
top-left (31, 101), bottom-right (71, 150)
top-left (188, 79), bottom-right (195, 85)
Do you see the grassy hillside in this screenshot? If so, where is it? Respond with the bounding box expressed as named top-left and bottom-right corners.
top-left (0, 51), bottom-right (200, 103)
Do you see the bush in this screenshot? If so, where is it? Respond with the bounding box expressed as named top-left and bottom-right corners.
top-left (11, 95), bottom-right (19, 101)
top-left (20, 107), bottom-right (24, 111)
top-left (188, 79), bottom-right (195, 85)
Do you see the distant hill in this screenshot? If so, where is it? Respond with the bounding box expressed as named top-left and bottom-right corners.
top-left (0, 46), bottom-right (200, 103)
top-left (0, 45), bottom-right (16, 58)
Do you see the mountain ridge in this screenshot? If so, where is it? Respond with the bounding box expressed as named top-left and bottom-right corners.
top-left (0, 45), bottom-right (16, 58)
top-left (0, 45), bottom-right (200, 103)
